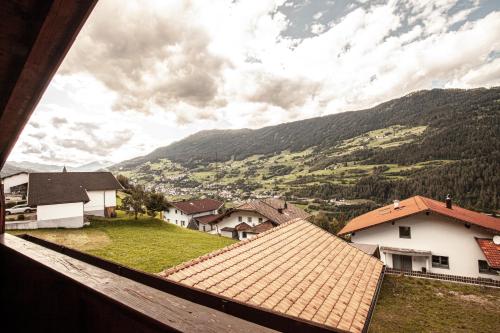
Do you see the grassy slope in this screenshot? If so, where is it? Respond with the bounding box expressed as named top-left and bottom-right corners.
top-left (370, 275), bottom-right (500, 333)
top-left (9, 213), bottom-right (236, 273)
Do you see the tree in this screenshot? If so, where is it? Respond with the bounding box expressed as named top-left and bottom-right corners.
top-left (116, 174), bottom-right (132, 190)
top-left (122, 186), bottom-right (146, 219)
top-left (145, 191), bottom-right (168, 217)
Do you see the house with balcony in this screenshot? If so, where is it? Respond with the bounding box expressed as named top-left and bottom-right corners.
top-left (338, 195), bottom-right (500, 281)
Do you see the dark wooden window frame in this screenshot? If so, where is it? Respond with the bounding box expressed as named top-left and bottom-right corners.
top-left (399, 226), bottom-right (411, 239)
top-left (432, 255), bottom-right (449, 269)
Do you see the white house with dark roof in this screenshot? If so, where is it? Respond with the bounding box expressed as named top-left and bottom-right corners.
top-left (209, 198), bottom-right (311, 239)
top-left (26, 172), bottom-right (123, 229)
top-left (339, 195), bottom-right (500, 281)
top-left (162, 198), bottom-right (223, 230)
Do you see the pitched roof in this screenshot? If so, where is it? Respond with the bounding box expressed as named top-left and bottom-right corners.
top-left (247, 220), bottom-right (275, 234)
top-left (170, 198), bottom-right (223, 215)
top-left (160, 218), bottom-right (384, 333)
top-left (194, 214), bottom-right (224, 225)
top-left (339, 195), bottom-right (500, 235)
top-left (476, 238), bottom-right (500, 269)
top-left (235, 222), bottom-right (252, 231)
top-left (28, 172), bottom-right (122, 206)
top-left (233, 198), bottom-right (310, 225)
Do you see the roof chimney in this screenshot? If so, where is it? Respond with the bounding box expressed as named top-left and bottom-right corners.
top-left (393, 200), bottom-right (400, 209)
top-left (445, 194), bottom-right (452, 209)
top-left (277, 208), bottom-right (283, 214)
top-left (284, 201), bottom-right (288, 209)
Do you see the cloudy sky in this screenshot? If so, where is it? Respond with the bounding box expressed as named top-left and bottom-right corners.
top-left (8, 0), bottom-right (500, 166)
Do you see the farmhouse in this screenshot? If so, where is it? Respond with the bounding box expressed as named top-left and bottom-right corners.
top-left (160, 218), bottom-right (384, 333)
top-left (28, 172), bottom-right (123, 228)
top-left (210, 198), bottom-right (310, 239)
top-left (1, 171), bottom-right (28, 194)
top-left (339, 195), bottom-right (500, 281)
top-left (162, 198), bottom-right (223, 230)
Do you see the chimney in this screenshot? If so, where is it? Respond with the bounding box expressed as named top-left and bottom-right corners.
top-left (277, 208), bottom-right (283, 214)
top-left (393, 200), bottom-right (400, 209)
top-left (284, 201), bottom-right (288, 209)
top-left (445, 194), bottom-right (452, 209)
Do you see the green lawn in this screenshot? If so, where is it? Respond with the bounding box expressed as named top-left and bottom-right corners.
top-left (8, 214), bottom-right (236, 273)
top-left (370, 275), bottom-right (500, 333)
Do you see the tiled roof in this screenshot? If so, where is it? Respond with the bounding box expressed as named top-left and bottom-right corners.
top-left (170, 198), bottom-right (223, 215)
top-left (28, 172), bottom-right (122, 205)
top-left (234, 198), bottom-right (310, 225)
top-left (235, 222), bottom-right (252, 231)
top-left (339, 195), bottom-right (500, 235)
top-left (476, 238), bottom-right (500, 269)
top-left (350, 244), bottom-right (379, 256)
top-left (160, 218), bottom-right (384, 333)
top-left (194, 214), bottom-right (224, 225)
top-left (247, 220), bottom-right (275, 234)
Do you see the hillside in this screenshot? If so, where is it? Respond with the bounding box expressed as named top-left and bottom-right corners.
top-left (114, 87), bottom-right (499, 214)
top-left (115, 87), bottom-right (500, 168)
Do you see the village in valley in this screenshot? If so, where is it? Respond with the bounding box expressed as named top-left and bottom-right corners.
top-left (2, 159), bottom-right (499, 332)
top-left (1, 1), bottom-right (500, 332)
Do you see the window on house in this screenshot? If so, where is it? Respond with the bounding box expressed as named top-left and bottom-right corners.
top-left (181, 221), bottom-right (185, 226)
top-left (478, 260), bottom-right (496, 274)
top-left (203, 226), bottom-right (206, 232)
top-left (242, 232), bottom-right (247, 238)
top-left (399, 226), bottom-right (411, 238)
top-left (210, 224), bottom-right (214, 231)
top-left (238, 216), bottom-right (242, 222)
top-left (258, 217), bottom-right (263, 223)
top-left (247, 217), bottom-right (252, 223)
top-left (432, 255), bottom-right (449, 269)
top-left (175, 209), bottom-right (177, 214)
top-left (175, 220), bottom-right (178, 224)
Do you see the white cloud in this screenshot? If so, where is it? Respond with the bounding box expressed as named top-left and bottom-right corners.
top-left (7, 0), bottom-right (500, 165)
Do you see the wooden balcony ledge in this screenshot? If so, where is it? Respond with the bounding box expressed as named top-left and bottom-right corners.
top-left (0, 233), bottom-right (276, 333)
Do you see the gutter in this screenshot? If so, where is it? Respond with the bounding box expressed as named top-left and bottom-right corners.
top-left (362, 265), bottom-right (385, 333)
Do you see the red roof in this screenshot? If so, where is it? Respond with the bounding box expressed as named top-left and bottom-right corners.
top-left (170, 199), bottom-right (223, 215)
top-left (339, 195), bottom-right (499, 235)
top-left (194, 214), bottom-right (224, 225)
top-left (476, 238), bottom-right (500, 269)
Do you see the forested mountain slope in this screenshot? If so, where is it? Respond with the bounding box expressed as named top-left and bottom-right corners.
top-left (115, 87), bottom-right (500, 169)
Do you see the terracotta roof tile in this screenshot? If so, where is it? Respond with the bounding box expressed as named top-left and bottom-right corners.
top-left (235, 198), bottom-right (310, 225)
top-left (339, 195), bottom-right (499, 235)
top-left (160, 219), bottom-right (384, 333)
top-left (476, 238), bottom-right (500, 269)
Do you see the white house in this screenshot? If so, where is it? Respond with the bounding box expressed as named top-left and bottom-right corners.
top-left (163, 198), bottom-right (223, 230)
top-left (1, 172), bottom-right (28, 194)
top-left (209, 198), bottom-right (311, 240)
top-left (339, 195), bottom-right (500, 281)
top-left (27, 172), bottom-right (123, 228)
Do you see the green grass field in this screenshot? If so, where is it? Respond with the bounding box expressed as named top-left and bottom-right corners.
top-left (8, 213), bottom-right (236, 273)
top-left (370, 275), bottom-right (500, 333)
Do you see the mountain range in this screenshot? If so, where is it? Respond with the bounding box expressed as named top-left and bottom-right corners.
top-left (112, 87), bottom-right (499, 213)
top-left (1, 160), bottom-right (113, 177)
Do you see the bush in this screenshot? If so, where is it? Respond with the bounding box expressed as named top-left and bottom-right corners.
top-left (17, 214), bottom-right (25, 221)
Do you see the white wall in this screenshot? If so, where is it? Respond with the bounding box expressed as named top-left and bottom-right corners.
top-left (104, 190), bottom-right (117, 207)
top-left (85, 191), bottom-right (105, 215)
top-left (3, 173), bottom-right (28, 193)
top-left (36, 202), bottom-right (84, 228)
top-left (351, 213), bottom-right (499, 280)
top-left (162, 207), bottom-right (217, 229)
top-left (215, 211), bottom-right (265, 237)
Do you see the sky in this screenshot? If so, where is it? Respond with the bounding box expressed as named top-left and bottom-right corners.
top-left (8, 0), bottom-right (500, 166)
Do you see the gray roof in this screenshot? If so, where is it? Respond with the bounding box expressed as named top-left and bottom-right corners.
top-left (28, 172), bottom-right (122, 206)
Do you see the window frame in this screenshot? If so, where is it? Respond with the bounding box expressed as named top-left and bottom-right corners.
top-left (478, 260), bottom-right (496, 275)
top-left (432, 255), bottom-right (449, 269)
top-left (399, 226), bottom-right (411, 239)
